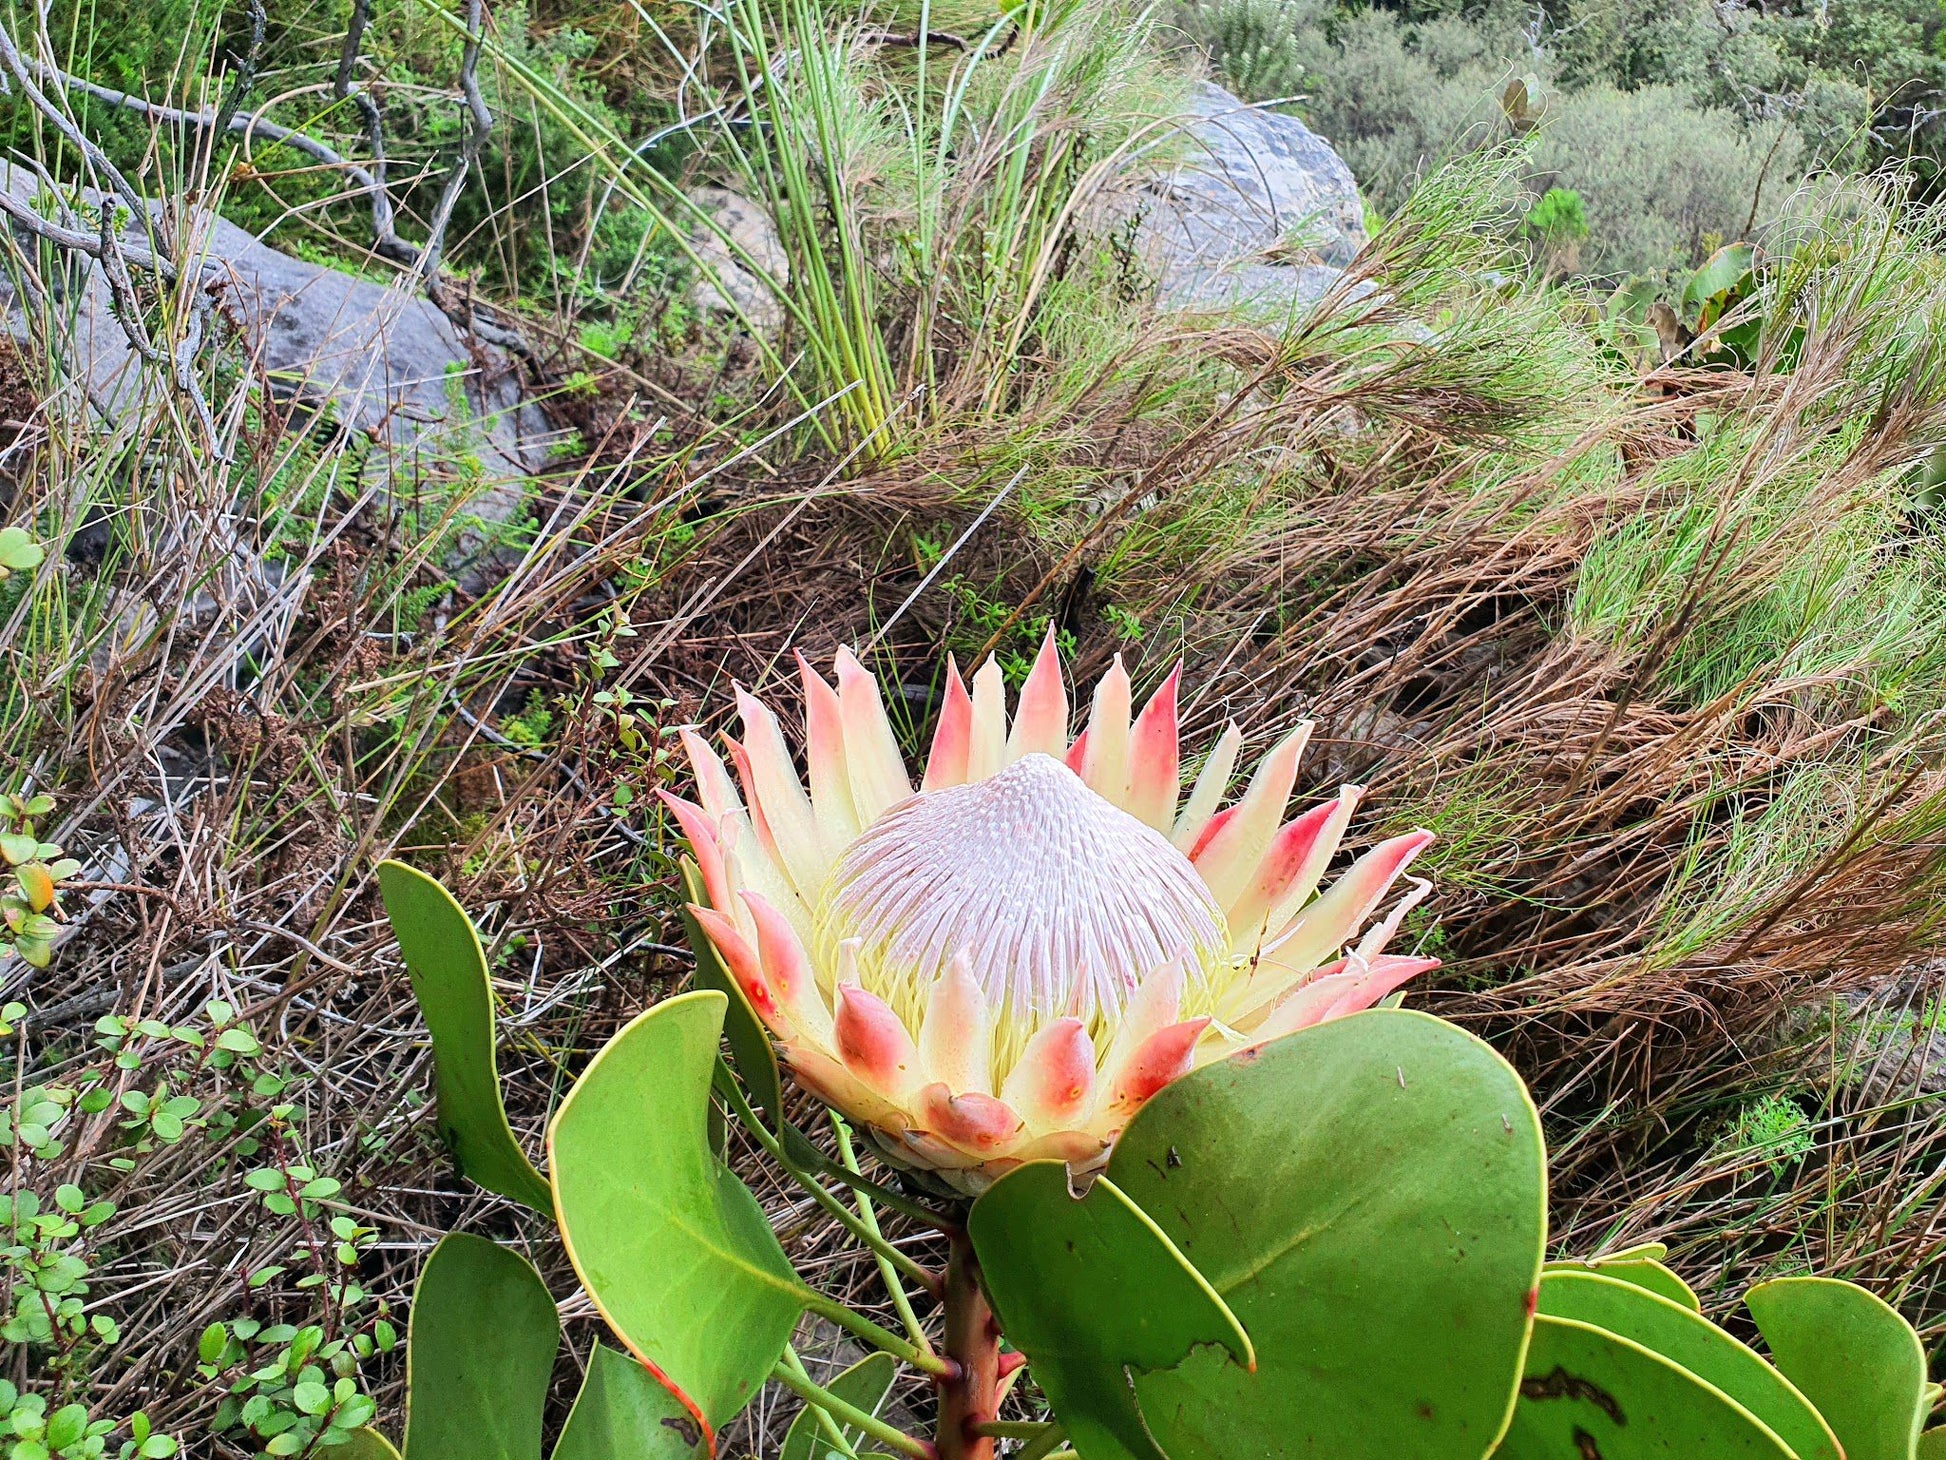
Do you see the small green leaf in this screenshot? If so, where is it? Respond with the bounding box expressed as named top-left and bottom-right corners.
top-left (1746, 1276), bottom-right (1929, 1460)
top-left (971, 1164), bottom-right (1251, 1460)
top-left (553, 1345), bottom-right (708, 1460)
top-left (44, 1406), bottom-right (85, 1450)
top-left (779, 1351), bottom-right (896, 1460)
top-left (548, 991), bottom-right (803, 1436)
top-left (0, 527), bottom-right (41, 573)
top-left (401, 1233), bottom-right (558, 1460)
top-left (1918, 1428), bottom-right (1946, 1459)
top-left (376, 861), bottom-right (551, 1212)
top-left (1495, 1314), bottom-right (1794, 1457)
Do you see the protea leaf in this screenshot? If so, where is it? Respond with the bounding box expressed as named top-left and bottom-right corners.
top-left (1103, 1009), bottom-right (1546, 1459)
top-left (1495, 1314), bottom-right (1794, 1458)
top-left (548, 990), bottom-right (805, 1450)
top-left (1746, 1276), bottom-right (1931, 1460)
top-left (1537, 1271), bottom-right (1839, 1460)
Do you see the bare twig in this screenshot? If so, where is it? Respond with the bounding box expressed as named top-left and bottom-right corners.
top-left (416, 0), bottom-right (490, 283)
top-left (207, 0), bottom-right (268, 151)
top-left (333, 0), bottom-right (412, 265)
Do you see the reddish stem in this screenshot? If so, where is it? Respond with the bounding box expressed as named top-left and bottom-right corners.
top-left (936, 1234), bottom-right (1001, 1460)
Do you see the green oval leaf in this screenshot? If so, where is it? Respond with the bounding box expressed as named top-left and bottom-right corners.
top-left (1746, 1276), bottom-right (1929, 1460)
top-left (1539, 1271), bottom-right (1839, 1460)
top-left (1545, 1254), bottom-right (1700, 1313)
top-left (553, 1345), bottom-right (708, 1460)
top-left (402, 1233), bottom-right (559, 1460)
top-left (0, 526), bottom-right (44, 572)
top-left (377, 861), bottom-right (552, 1212)
top-left (46, 1405), bottom-right (87, 1449)
top-left (1918, 1428), bottom-right (1946, 1459)
top-left (679, 858), bottom-right (784, 1132)
top-left (1107, 1009), bottom-right (1547, 1460)
top-left (548, 990), bottom-right (805, 1445)
top-left (1495, 1314), bottom-right (1794, 1458)
top-left (779, 1352), bottom-right (897, 1460)
top-left (970, 1163), bottom-right (1252, 1460)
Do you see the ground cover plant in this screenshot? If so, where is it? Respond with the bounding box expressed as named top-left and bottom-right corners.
top-left (0, 0), bottom-right (1944, 1451)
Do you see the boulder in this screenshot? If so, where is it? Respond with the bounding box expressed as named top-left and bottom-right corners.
top-left (0, 166), bottom-right (556, 548)
top-left (686, 184), bottom-right (789, 333)
top-left (1112, 82), bottom-right (1373, 316)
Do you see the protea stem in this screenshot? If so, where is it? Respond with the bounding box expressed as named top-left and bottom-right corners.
top-left (936, 1234), bottom-right (1001, 1460)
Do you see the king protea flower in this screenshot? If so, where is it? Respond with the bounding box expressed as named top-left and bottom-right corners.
top-left (665, 632), bottom-right (1437, 1192)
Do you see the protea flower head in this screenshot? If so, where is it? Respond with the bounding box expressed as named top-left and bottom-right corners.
top-left (666, 631), bottom-right (1437, 1192)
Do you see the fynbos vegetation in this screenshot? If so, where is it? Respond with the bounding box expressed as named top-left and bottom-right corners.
top-left (0, 0), bottom-right (1943, 1452)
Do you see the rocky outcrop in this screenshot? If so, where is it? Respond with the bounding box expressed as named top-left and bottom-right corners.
top-left (1111, 82), bottom-right (1374, 316)
top-left (0, 166), bottom-right (556, 543)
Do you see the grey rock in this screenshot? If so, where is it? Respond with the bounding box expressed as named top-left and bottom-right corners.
top-left (1110, 82), bottom-right (1374, 316)
top-left (687, 184), bottom-right (788, 333)
top-left (0, 166), bottom-right (556, 550)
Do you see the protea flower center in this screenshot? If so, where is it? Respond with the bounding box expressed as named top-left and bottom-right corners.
top-left (667, 630), bottom-right (1437, 1192)
top-left (819, 753), bottom-right (1228, 1059)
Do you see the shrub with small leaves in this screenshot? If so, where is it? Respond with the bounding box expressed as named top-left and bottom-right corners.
top-left (0, 991), bottom-right (384, 1456)
top-left (0, 1383), bottom-right (176, 1460)
top-left (1711, 1091), bottom-right (1816, 1178)
top-left (0, 1186), bottom-right (119, 1368)
top-left (1182, 0), bottom-right (1314, 103)
top-left (0, 792), bottom-right (80, 970)
top-left (199, 1318), bottom-right (389, 1458)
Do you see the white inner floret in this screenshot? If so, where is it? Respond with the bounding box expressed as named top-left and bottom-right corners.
top-left (816, 754), bottom-right (1228, 1056)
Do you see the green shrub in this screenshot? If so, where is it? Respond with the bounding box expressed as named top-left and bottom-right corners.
top-left (1189, 3), bottom-right (1804, 281)
top-left (1528, 86), bottom-right (1800, 279)
top-left (1522, 186), bottom-right (1587, 242)
top-left (1180, 0), bottom-right (1314, 102)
